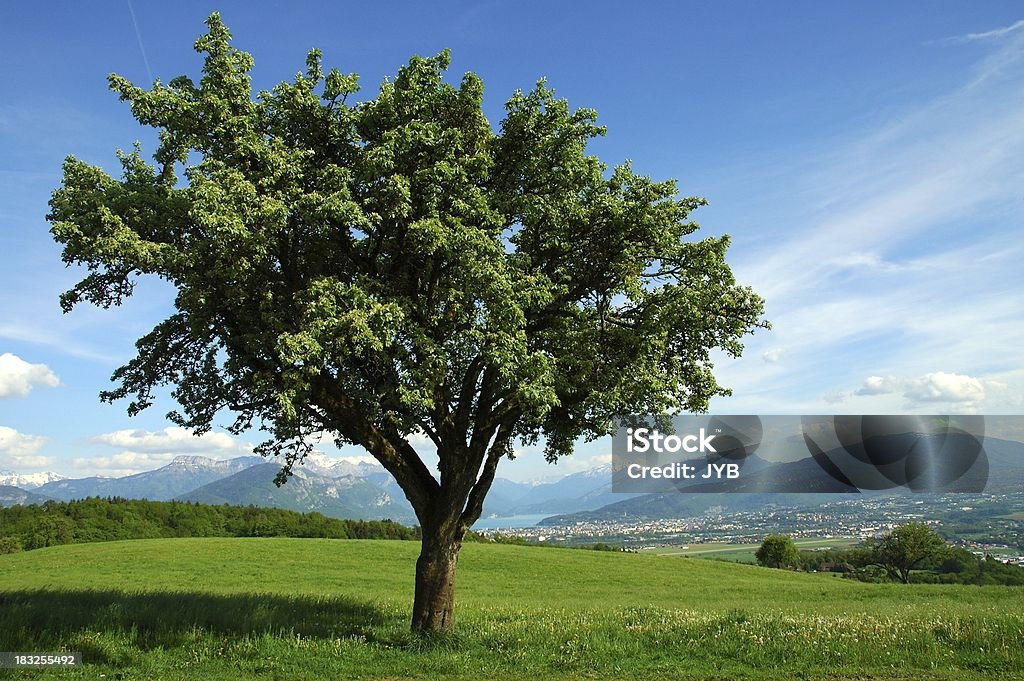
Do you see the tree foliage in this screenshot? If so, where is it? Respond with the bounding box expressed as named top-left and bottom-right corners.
top-left (756, 534), bottom-right (800, 569)
top-left (856, 523), bottom-right (950, 584)
top-left (47, 14), bottom-right (767, 631)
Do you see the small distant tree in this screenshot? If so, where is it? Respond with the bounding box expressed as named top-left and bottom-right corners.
top-left (756, 534), bottom-right (800, 569)
top-left (860, 523), bottom-right (949, 584)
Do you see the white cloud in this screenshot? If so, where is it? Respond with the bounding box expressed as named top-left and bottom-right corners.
top-left (904, 372), bottom-right (985, 403)
top-left (90, 426), bottom-right (252, 456)
top-left (856, 375), bottom-right (901, 396)
top-left (0, 353), bottom-right (59, 398)
top-left (555, 453), bottom-right (612, 474)
top-left (75, 428), bottom-right (256, 476)
top-left (406, 429), bottom-right (436, 448)
top-left (838, 372), bottom-right (995, 412)
top-left (0, 425), bottom-right (54, 468)
top-left (72, 451), bottom-right (176, 475)
top-left (762, 348), bottom-right (785, 363)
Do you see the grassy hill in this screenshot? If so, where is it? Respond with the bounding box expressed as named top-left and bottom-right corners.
top-left (1, 538), bottom-right (1022, 679)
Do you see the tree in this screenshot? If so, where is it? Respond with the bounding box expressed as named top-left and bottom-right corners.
top-left (755, 534), bottom-right (800, 569)
top-left (860, 523), bottom-right (949, 584)
top-left (47, 14), bottom-right (767, 632)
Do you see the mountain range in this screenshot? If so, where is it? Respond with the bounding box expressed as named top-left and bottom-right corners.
top-left (0, 470), bottom-right (66, 488)
top-left (0, 454), bottom-right (638, 523)
top-left (3, 435), bottom-right (1020, 524)
top-left (543, 436), bottom-right (1024, 525)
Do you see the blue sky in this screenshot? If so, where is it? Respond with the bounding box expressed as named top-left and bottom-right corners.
top-left (1, 2), bottom-right (1022, 482)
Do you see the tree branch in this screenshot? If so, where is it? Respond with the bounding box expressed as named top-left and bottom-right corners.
top-left (313, 374), bottom-right (439, 518)
top-left (460, 418), bottom-right (516, 527)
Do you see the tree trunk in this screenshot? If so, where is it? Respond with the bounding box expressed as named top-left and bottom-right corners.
top-left (411, 525), bottom-right (462, 633)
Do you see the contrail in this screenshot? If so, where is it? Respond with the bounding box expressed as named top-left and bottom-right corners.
top-left (126, 0), bottom-right (154, 83)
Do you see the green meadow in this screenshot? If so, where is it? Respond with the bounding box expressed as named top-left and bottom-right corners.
top-left (647, 538), bottom-right (861, 563)
top-left (1, 538), bottom-right (1022, 679)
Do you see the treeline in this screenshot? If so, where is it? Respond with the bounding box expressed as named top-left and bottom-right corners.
top-left (0, 498), bottom-right (418, 553)
top-left (796, 546), bottom-right (1024, 585)
top-left (756, 526), bottom-right (1024, 586)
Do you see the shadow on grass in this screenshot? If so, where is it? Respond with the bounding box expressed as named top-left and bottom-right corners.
top-left (0, 588), bottom-right (397, 655)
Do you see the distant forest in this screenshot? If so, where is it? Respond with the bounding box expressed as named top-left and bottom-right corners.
top-left (0, 498), bottom-right (419, 553)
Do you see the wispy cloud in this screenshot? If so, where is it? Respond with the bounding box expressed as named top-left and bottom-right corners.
top-left (0, 323), bottom-right (125, 364)
top-left (713, 27), bottom-right (1024, 414)
top-left (939, 19), bottom-right (1024, 44)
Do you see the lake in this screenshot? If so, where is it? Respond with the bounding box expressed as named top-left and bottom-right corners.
top-left (472, 513), bottom-right (552, 530)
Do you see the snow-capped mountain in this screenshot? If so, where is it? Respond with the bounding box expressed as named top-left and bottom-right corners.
top-left (0, 470), bottom-right (66, 489)
top-left (2, 452), bottom-right (621, 522)
top-left (298, 452), bottom-right (387, 479)
top-left (35, 455), bottom-right (265, 501)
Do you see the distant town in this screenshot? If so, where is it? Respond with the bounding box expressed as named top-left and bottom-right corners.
top-left (478, 492), bottom-right (1024, 566)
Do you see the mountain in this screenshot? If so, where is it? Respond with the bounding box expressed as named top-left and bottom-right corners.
top-left (35, 455), bottom-right (265, 501)
top-left (0, 470), bottom-right (66, 489)
top-left (177, 463), bottom-right (416, 523)
top-left (298, 454), bottom-right (387, 479)
top-left (0, 485), bottom-right (53, 507)
top-left (32, 475), bottom-right (116, 501)
top-left (9, 433), bottom-right (1018, 523)
top-left (976, 437), bottom-right (1024, 494)
top-left (1, 455), bottom-right (630, 520)
top-left (492, 465), bottom-right (642, 515)
top-left (538, 491), bottom-right (857, 526)
top-left (539, 435), bottom-right (1024, 525)
top-left (479, 477), bottom-right (536, 515)
top-left (173, 462), bottom-right (623, 523)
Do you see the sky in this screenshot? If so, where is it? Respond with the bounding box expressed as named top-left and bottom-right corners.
top-left (1, 2), bottom-right (1022, 483)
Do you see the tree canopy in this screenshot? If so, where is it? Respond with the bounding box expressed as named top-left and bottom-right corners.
top-left (858, 523), bottom-right (949, 584)
top-left (756, 534), bottom-right (800, 569)
top-left (48, 14), bottom-right (767, 631)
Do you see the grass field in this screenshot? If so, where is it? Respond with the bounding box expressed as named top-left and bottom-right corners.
top-left (648, 538), bottom-right (861, 563)
top-left (1, 538), bottom-right (1023, 679)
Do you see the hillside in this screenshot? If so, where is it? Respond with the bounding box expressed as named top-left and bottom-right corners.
top-left (177, 463), bottom-right (416, 523)
top-left (1, 538), bottom-right (1021, 679)
top-left (34, 456), bottom-right (266, 502)
top-left (0, 484), bottom-right (52, 507)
